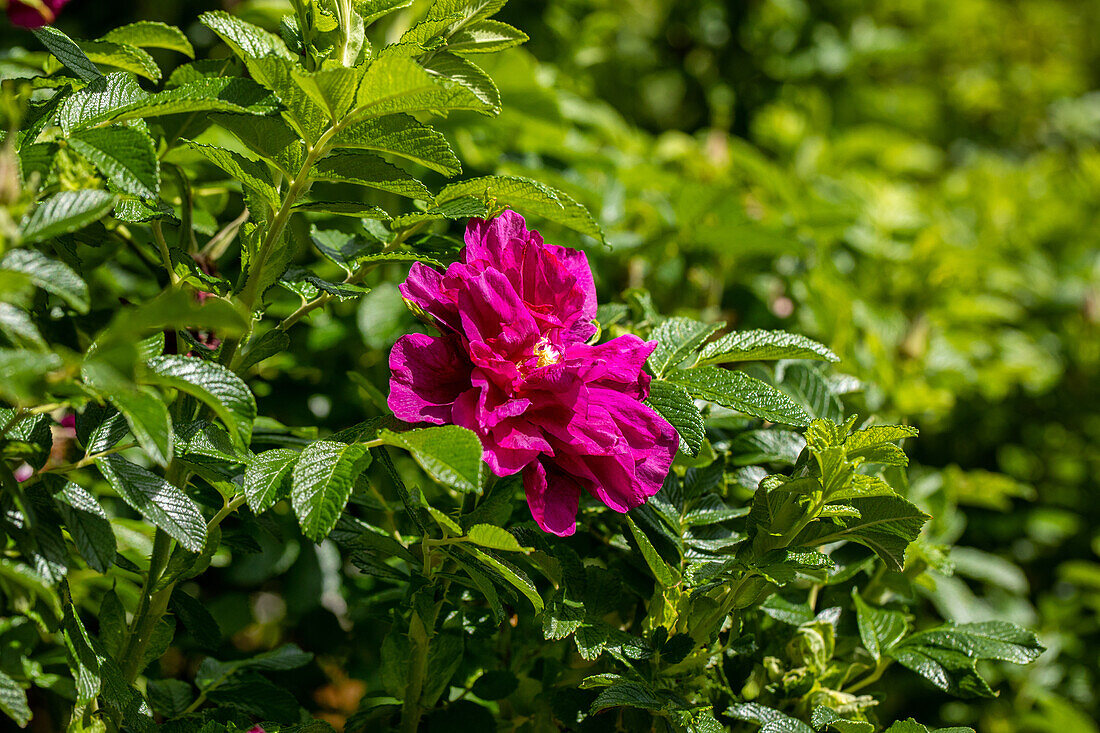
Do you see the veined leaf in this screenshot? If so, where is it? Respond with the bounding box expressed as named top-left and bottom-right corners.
top-left (390, 196), bottom-right (489, 228)
top-left (312, 151), bottom-right (432, 199)
top-left (199, 11), bottom-right (295, 60)
top-left (71, 40), bottom-right (162, 82)
top-left (0, 249), bottom-right (89, 312)
top-left (447, 19), bottom-right (528, 54)
top-left (0, 669), bottom-right (31, 728)
top-left (101, 21), bottom-right (194, 57)
top-left (244, 448), bottom-right (299, 514)
top-left (70, 126), bottom-right (160, 199)
top-left (436, 175), bottom-right (604, 243)
top-left (142, 355), bottom-right (257, 447)
top-left (423, 52), bottom-right (500, 112)
top-left (466, 524), bottom-right (527, 552)
top-left (17, 190), bottom-right (115, 247)
top-left (292, 65), bottom-right (364, 121)
top-left (0, 303), bottom-right (45, 349)
top-left (458, 544), bottom-right (543, 612)
top-left (852, 589), bottom-right (908, 661)
top-left (697, 329), bottom-right (839, 366)
top-left (292, 200), bottom-right (390, 219)
top-left (330, 114), bottom-right (460, 176)
top-left (32, 26), bottom-right (102, 81)
top-left (348, 55), bottom-right (490, 120)
top-left (179, 139), bottom-right (280, 207)
top-left (360, 0), bottom-right (414, 25)
top-left (97, 455), bottom-right (206, 551)
top-left (211, 113), bottom-right (306, 177)
top-left (625, 515), bottom-right (680, 587)
top-left (667, 366), bottom-right (811, 427)
top-left (645, 380), bottom-right (705, 456)
top-left (798, 495), bottom-right (930, 571)
top-left (59, 73), bottom-right (278, 133)
top-left (380, 425), bottom-right (485, 493)
top-left (647, 317), bottom-right (724, 375)
top-left (54, 481), bottom-right (117, 573)
top-left (291, 441), bottom-right (373, 542)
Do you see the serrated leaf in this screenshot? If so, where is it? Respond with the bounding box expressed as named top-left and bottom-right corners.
top-left (447, 19), bottom-right (528, 54)
top-left (292, 199), bottom-right (390, 218)
top-left (466, 524), bottom-right (527, 552)
top-left (330, 114), bottom-right (460, 176)
top-left (667, 366), bottom-right (811, 427)
top-left (97, 455), bottom-right (206, 551)
top-left (82, 362), bottom-right (173, 466)
top-left (852, 589), bottom-right (908, 661)
top-left (279, 265), bottom-right (371, 302)
top-left (180, 139), bottom-right (280, 208)
top-left (459, 545), bottom-right (542, 612)
top-left (311, 151), bottom-right (432, 200)
top-left (0, 303), bottom-right (44, 349)
top-left (798, 495), bottom-right (930, 571)
top-left (70, 126), bottom-right (160, 199)
top-left (17, 190), bottom-right (115, 247)
top-left (390, 196), bottom-right (489, 228)
top-left (169, 588), bottom-right (222, 650)
top-left (590, 681), bottom-right (665, 714)
top-left (146, 679), bottom-right (193, 718)
top-left (142, 355), bottom-right (257, 447)
top-left (73, 40), bottom-right (162, 82)
top-left (360, 0), bottom-right (414, 24)
top-left (54, 481), bottom-right (117, 573)
top-left (59, 72), bottom-right (278, 133)
top-left (101, 21), bottom-right (194, 57)
top-left (423, 52), bottom-right (500, 112)
top-left (647, 317), bottom-right (723, 375)
top-left (213, 112), bottom-right (306, 176)
top-left (625, 515), bottom-right (680, 587)
top-left (291, 441), bottom-right (373, 542)
top-left (199, 10), bottom-right (295, 59)
top-left (32, 26), bottom-right (102, 81)
top-left (906, 621), bottom-right (1044, 664)
top-left (0, 669), bottom-right (30, 728)
top-left (292, 65), bottom-right (364, 121)
top-left (436, 175), bottom-right (604, 243)
top-left (380, 426), bottom-right (484, 493)
top-left (697, 329), bottom-right (839, 365)
top-left (810, 707), bottom-right (874, 733)
top-left (645, 380), bottom-right (705, 456)
top-left (888, 643), bottom-right (995, 698)
top-left (245, 448), bottom-right (299, 513)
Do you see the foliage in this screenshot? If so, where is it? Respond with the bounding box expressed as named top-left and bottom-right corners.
top-left (0, 1), bottom-right (1082, 732)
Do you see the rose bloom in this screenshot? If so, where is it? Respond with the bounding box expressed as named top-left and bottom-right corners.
top-left (388, 210), bottom-right (677, 536)
top-left (6, 0), bottom-right (70, 28)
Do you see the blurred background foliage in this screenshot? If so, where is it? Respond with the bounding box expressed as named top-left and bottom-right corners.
top-left (5, 0), bottom-right (1097, 730)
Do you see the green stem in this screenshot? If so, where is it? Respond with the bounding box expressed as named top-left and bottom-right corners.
top-left (401, 610), bottom-right (431, 733)
top-left (120, 527), bottom-right (173, 682)
top-left (41, 442), bottom-right (136, 474)
top-left (152, 221), bottom-right (179, 286)
top-left (846, 658), bottom-right (890, 693)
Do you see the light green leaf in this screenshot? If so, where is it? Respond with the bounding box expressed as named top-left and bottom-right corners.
top-left (645, 380), bottom-right (705, 457)
top-left (459, 544), bottom-right (543, 612)
top-left (179, 139), bottom-right (280, 208)
top-left (697, 329), bottom-right (839, 366)
top-left (852, 589), bottom-right (909, 661)
top-left (17, 190), bottom-right (115, 247)
top-left (292, 65), bottom-right (364, 121)
top-left (70, 126), bottom-right (159, 199)
top-left (447, 19), bottom-right (528, 54)
top-left (0, 669), bottom-right (30, 728)
top-left (0, 249), bottom-right (89, 313)
top-left (211, 113), bottom-right (306, 177)
top-left (423, 52), bottom-right (499, 112)
top-left (380, 426), bottom-right (485, 493)
top-left (311, 151), bottom-right (433, 199)
top-left (810, 707), bottom-right (875, 733)
top-left (291, 441), bottom-right (373, 542)
top-left (330, 114), bottom-right (460, 176)
top-left (199, 11), bottom-right (295, 60)
top-left (73, 40), bottom-right (162, 82)
top-left (647, 317), bottom-right (723, 375)
top-left (667, 366), bottom-right (811, 427)
top-left (244, 448), bottom-right (299, 514)
top-left (142, 355), bottom-right (257, 447)
top-left (436, 175), bottom-right (604, 243)
top-left (0, 303), bottom-right (45, 349)
top-left (101, 21), bottom-right (194, 57)
top-left (359, 0), bottom-right (413, 24)
top-left (97, 455), bottom-right (206, 551)
top-left (349, 55), bottom-right (490, 120)
top-left (466, 524), bottom-right (527, 552)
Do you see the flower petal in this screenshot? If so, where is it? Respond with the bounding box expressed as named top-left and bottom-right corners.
top-left (522, 459), bottom-right (581, 536)
top-left (388, 333), bottom-right (472, 424)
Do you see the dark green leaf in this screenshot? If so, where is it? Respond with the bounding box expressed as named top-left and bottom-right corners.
top-left (667, 366), bottom-right (812, 427)
top-left (96, 454), bottom-right (206, 552)
top-left (70, 125), bottom-right (160, 199)
top-left (291, 441), bottom-right (373, 542)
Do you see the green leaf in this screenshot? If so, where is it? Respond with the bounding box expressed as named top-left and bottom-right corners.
top-left (292, 199), bottom-right (390, 219)
top-left (645, 380), bottom-right (705, 457)
top-left (0, 669), bottom-right (31, 728)
top-left (0, 350), bottom-right (63, 404)
top-left (667, 366), bottom-right (812, 427)
top-left (146, 679), bottom-right (194, 718)
top-left (471, 670), bottom-right (518, 700)
top-left (466, 524), bottom-right (527, 552)
top-left (625, 515), bottom-right (680, 587)
top-left (0, 303), bottom-right (45, 349)
top-left (360, 0), bottom-right (413, 24)
top-left (436, 175), bottom-right (605, 243)
top-left (96, 455), bottom-right (206, 552)
top-left (244, 448), bottom-right (300, 513)
top-left (292, 65), bottom-right (364, 121)
top-left (844, 425), bottom-right (918, 466)
top-left (17, 190), bottom-right (116, 247)
top-left (311, 151), bottom-right (433, 200)
top-left (380, 426), bottom-right (485, 493)
top-left (799, 495), bottom-right (930, 571)
top-left (447, 19), bottom-right (528, 54)
top-left (280, 266), bottom-right (372, 302)
top-left (423, 52), bottom-right (500, 112)
top-left (72, 40), bottom-right (162, 82)
top-left (69, 126), bottom-right (160, 199)
top-left (169, 588), bottom-right (222, 650)
top-left (390, 196), bottom-right (490, 228)
top-left (590, 681), bottom-right (665, 714)
top-left (32, 26), bottom-right (102, 81)
top-left (459, 545), bottom-right (543, 612)
top-left (82, 361), bottom-right (173, 466)
top-left (851, 589), bottom-right (908, 661)
top-left (59, 72), bottom-right (278, 133)
top-left (905, 621), bottom-right (1044, 664)
top-left (697, 329), bottom-right (839, 366)
top-left (199, 10), bottom-right (294, 59)
top-left (180, 139), bottom-right (280, 208)
top-left (291, 441), bottom-right (373, 542)
top-left (888, 643), bottom-right (995, 698)
top-left (213, 112), bottom-right (306, 176)
top-left (810, 707), bottom-right (874, 733)
top-left (101, 21), bottom-right (194, 57)
top-left (350, 54), bottom-right (490, 120)
top-left (142, 355), bottom-right (256, 447)
top-left (331, 114), bottom-right (461, 176)
top-left (54, 481), bottom-right (117, 573)
top-left (647, 317), bottom-right (723, 376)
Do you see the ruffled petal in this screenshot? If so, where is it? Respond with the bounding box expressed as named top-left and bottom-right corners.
top-left (522, 459), bottom-right (582, 536)
top-left (387, 333), bottom-right (472, 424)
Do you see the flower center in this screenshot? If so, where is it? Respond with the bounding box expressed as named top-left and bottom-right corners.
top-left (533, 337), bottom-right (562, 368)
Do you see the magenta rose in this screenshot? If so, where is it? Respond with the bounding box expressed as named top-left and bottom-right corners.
top-left (6, 0), bottom-right (70, 28)
top-left (388, 210), bottom-right (677, 536)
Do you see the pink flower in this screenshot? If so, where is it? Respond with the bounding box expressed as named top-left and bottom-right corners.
top-left (388, 211), bottom-right (677, 536)
top-left (7, 0), bottom-right (70, 28)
